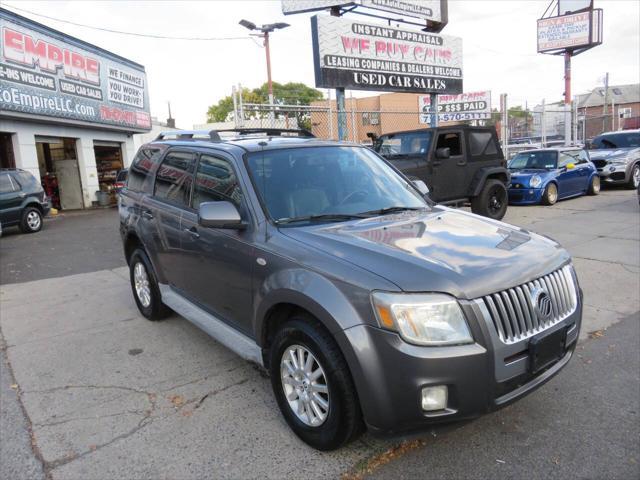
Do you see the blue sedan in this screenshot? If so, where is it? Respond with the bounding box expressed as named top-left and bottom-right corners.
top-left (508, 148), bottom-right (600, 205)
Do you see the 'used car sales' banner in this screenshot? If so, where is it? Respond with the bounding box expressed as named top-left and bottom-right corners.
top-left (311, 15), bottom-right (462, 94)
top-left (419, 91), bottom-right (491, 124)
top-left (0, 10), bottom-right (151, 132)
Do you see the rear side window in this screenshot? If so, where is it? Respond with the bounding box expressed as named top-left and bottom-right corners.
top-left (192, 154), bottom-right (243, 209)
top-left (0, 174), bottom-right (14, 193)
top-left (154, 151), bottom-right (196, 207)
top-left (127, 148), bottom-right (162, 192)
top-left (469, 131), bottom-right (498, 156)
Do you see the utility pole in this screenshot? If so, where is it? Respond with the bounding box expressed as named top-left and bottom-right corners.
top-left (602, 72), bottom-right (609, 134)
top-left (563, 52), bottom-right (572, 146)
top-left (330, 6), bottom-right (347, 140)
top-left (237, 83), bottom-right (244, 127)
top-left (500, 93), bottom-right (508, 158)
top-left (430, 93), bottom-right (438, 128)
top-left (231, 85), bottom-right (238, 128)
top-left (541, 98), bottom-right (546, 147)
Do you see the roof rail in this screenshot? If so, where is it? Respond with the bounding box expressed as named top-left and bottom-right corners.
top-left (154, 130), bottom-right (221, 142)
top-left (215, 128), bottom-right (315, 138)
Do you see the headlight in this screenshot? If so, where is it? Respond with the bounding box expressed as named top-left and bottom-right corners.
top-left (529, 175), bottom-right (542, 188)
top-left (371, 292), bottom-right (473, 346)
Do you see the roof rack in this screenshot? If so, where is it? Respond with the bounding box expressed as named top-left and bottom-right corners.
top-left (215, 128), bottom-right (315, 138)
top-left (154, 130), bottom-right (221, 142)
top-left (154, 128), bottom-right (315, 143)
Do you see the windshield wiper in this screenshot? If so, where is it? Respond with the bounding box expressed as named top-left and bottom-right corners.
top-left (275, 213), bottom-right (368, 225)
top-left (357, 206), bottom-right (425, 216)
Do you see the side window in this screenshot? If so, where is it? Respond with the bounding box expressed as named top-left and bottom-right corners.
top-left (0, 174), bottom-right (14, 193)
top-left (469, 131), bottom-right (498, 156)
top-left (154, 151), bottom-right (196, 207)
top-left (558, 153), bottom-right (574, 168)
top-left (578, 150), bottom-right (589, 164)
top-left (192, 154), bottom-right (243, 210)
top-left (436, 133), bottom-right (462, 156)
top-left (16, 172), bottom-right (35, 189)
top-left (377, 132), bottom-right (432, 157)
top-left (128, 148), bottom-right (162, 192)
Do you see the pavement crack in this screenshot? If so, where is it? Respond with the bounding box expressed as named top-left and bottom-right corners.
top-left (33, 410), bottom-right (147, 428)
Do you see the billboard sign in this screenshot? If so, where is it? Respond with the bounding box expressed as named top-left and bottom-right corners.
top-left (0, 9), bottom-right (151, 132)
top-left (282, 0), bottom-right (445, 23)
top-left (311, 15), bottom-right (462, 94)
top-left (537, 9), bottom-right (603, 54)
top-left (419, 91), bottom-right (491, 124)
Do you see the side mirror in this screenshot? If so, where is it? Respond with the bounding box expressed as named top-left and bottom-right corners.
top-left (435, 147), bottom-right (450, 159)
top-left (198, 201), bottom-right (244, 229)
top-left (566, 163), bottom-right (575, 170)
top-left (412, 179), bottom-right (430, 196)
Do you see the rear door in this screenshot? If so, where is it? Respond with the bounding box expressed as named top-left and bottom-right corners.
top-left (178, 151), bottom-right (255, 336)
top-left (144, 149), bottom-right (196, 290)
top-left (0, 173), bottom-right (22, 225)
top-left (429, 130), bottom-right (468, 201)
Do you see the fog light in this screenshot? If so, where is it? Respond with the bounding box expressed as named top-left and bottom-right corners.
top-left (421, 386), bottom-right (448, 411)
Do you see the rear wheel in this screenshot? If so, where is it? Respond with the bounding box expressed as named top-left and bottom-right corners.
top-left (587, 176), bottom-right (600, 195)
top-left (129, 248), bottom-right (171, 321)
top-left (542, 183), bottom-right (558, 205)
top-left (471, 179), bottom-right (508, 220)
top-left (20, 207), bottom-right (43, 233)
top-left (627, 164), bottom-right (640, 190)
top-left (269, 315), bottom-right (363, 450)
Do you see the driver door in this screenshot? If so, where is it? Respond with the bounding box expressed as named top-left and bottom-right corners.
top-left (428, 131), bottom-right (468, 201)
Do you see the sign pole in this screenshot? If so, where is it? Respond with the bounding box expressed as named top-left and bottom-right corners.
top-left (564, 51), bottom-right (572, 146)
top-left (429, 93), bottom-right (438, 128)
top-left (330, 7), bottom-right (348, 141)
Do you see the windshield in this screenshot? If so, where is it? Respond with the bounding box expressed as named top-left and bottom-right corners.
top-left (590, 132), bottom-right (640, 149)
top-left (246, 146), bottom-right (428, 224)
top-left (375, 131), bottom-right (432, 157)
top-left (508, 151), bottom-right (557, 170)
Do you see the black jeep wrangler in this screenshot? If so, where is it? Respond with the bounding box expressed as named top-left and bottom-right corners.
top-left (373, 126), bottom-right (510, 219)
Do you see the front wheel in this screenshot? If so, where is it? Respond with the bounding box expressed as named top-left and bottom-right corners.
top-left (588, 175), bottom-right (600, 195)
top-left (269, 315), bottom-right (363, 450)
top-left (627, 164), bottom-right (640, 190)
top-left (542, 183), bottom-right (558, 205)
top-left (470, 179), bottom-right (508, 220)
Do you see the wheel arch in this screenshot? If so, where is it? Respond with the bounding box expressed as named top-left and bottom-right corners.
top-left (469, 167), bottom-right (510, 197)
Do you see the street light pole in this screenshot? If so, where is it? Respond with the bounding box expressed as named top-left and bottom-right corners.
top-left (263, 31), bottom-right (274, 108)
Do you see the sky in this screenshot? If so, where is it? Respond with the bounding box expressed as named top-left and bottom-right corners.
top-left (2, 0), bottom-right (638, 128)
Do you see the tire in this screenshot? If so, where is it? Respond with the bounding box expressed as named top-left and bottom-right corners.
top-left (627, 163), bottom-right (640, 190)
top-left (542, 183), bottom-right (558, 205)
top-left (587, 175), bottom-right (600, 195)
top-left (269, 315), bottom-right (364, 450)
top-left (470, 179), bottom-right (508, 220)
top-left (19, 207), bottom-right (43, 233)
top-left (129, 248), bottom-right (171, 321)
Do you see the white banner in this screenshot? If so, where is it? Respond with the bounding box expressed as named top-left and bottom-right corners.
top-left (419, 91), bottom-right (490, 124)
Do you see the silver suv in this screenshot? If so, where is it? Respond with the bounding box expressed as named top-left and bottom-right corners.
top-left (119, 129), bottom-right (582, 450)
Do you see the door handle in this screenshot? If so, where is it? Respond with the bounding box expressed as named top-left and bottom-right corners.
top-left (184, 227), bottom-right (200, 239)
top-left (141, 210), bottom-right (154, 220)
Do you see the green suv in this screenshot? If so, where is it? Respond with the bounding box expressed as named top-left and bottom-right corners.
top-left (0, 169), bottom-right (50, 234)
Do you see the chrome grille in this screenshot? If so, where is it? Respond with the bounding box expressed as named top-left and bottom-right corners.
top-left (481, 265), bottom-right (578, 344)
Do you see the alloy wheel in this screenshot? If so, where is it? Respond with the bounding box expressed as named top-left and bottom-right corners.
top-left (488, 186), bottom-right (506, 215)
top-left (592, 176), bottom-right (601, 193)
top-left (26, 211), bottom-right (41, 230)
top-left (548, 184), bottom-right (558, 203)
top-left (280, 345), bottom-right (330, 427)
top-left (133, 262), bottom-right (151, 308)
top-left (633, 166), bottom-right (640, 188)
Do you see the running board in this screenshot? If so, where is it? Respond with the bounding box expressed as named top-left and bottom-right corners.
top-left (158, 284), bottom-right (263, 366)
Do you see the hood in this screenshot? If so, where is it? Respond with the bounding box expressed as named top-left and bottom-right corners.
top-left (588, 147), bottom-right (638, 161)
top-left (281, 208), bottom-right (570, 299)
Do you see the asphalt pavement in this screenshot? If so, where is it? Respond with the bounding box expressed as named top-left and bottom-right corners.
top-left (0, 189), bottom-right (638, 479)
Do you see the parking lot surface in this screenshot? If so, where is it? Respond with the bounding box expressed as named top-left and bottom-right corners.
top-left (1, 189), bottom-right (638, 479)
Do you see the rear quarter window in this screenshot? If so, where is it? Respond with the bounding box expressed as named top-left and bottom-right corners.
top-left (127, 148), bottom-right (163, 193)
top-left (469, 131), bottom-right (498, 156)
top-left (0, 173), bottom-right (14, 193)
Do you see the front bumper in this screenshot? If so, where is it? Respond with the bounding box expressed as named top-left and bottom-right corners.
top-left (597, 163), bottom-right (632, 184)
top-left (337, 284), bottom-right (582, 435)
top-left (508, 187), bottom-right (544, 205)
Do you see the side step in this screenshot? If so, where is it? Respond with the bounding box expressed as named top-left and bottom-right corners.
top-left (159, 284), bottom-right (263, 366)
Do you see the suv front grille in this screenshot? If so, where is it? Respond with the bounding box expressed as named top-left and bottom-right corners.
top-left (480, 265), bottom-right (577, 344)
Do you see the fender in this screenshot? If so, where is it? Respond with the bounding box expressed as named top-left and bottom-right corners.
top-left (254, 267), bottom-right (371, 347)
top-left (468, 167), bottom-right (510, 197)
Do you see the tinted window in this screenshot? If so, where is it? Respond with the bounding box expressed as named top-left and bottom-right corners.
top-left (247, 146), bottom-right (427, 222)
top-left (509, 151), bottom-right (557, 169)
top-left (591, 132), bottom-right (640, 149)
top-left (436, 132), bottom-right (462, 156)
top-left (128, 148), bottom-right (162, 192)
top-left (0, 174), bottom-right (14, 193)
top-left (154, 151), bottom-right (196, 207)
top-left (376, 132), bottom-right (432, 157)
top-left (192, 154), bottom-right (243, 209)
top-left (469, 131), bottom-right (498, 156)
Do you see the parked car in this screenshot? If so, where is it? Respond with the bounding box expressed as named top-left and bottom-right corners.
top-left (0, 169), bottom-right (50, 233)
top-left (508, 148), bottom-right (600, 205)
top-left (120, 129), bottom-right (582, 450)
top-left (587, 129), bottom-right (640, 189)
top-left (114, 168), bottom-right (128, 193)
top-left (373, 126), bottom-right (510, 220)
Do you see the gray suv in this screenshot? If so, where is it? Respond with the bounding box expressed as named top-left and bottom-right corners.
top-left (119, 129), bottom-right (582, 450)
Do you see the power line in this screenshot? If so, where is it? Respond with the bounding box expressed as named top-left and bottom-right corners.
top-left (1, 3), bottom-right (252, 41)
